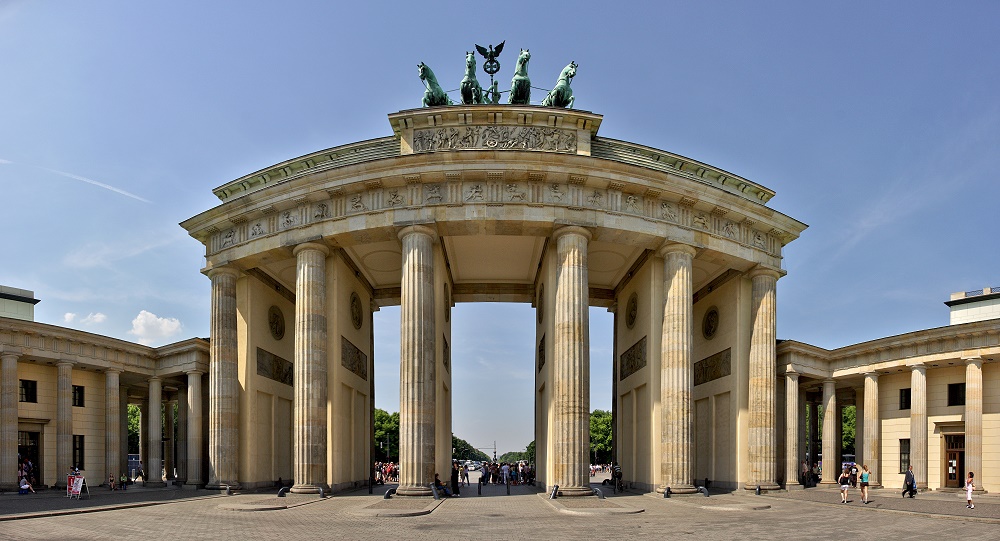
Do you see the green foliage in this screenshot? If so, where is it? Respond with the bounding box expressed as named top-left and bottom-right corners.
top-left (498, 441), bottom-right (533, 464)
top-left (453, 436), bottom-right (490, 462)
top-left (842, 405), bottom-right (856, 454)
top-left (374, 408), bottom-right (400, 461)
top-left (127, 404), bottom-right (140, 454)
top-left (590, 409), bottom-right (612, 464)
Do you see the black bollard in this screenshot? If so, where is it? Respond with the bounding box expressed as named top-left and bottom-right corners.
top-left (663, 486), bottom-right (671, 498)
top-left (549, 484), bottom-right (559, 499)
top-left (755, 485), bottom-right (761, 496)
top-left (478, 479), bottom-right (482, 496)
top-left (277, 487), bottom-right (289, 498)
top-left (383, 487), bottom-right (396, 499)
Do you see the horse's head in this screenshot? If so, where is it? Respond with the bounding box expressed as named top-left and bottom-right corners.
top-left (418, 62), bottom-right (428, 80)
top-left (564, 61), bottom-right (577, 80)
top-left (466, 51), bottom-right (476, 69)
top-left (516, 49), bottom-right (531, 69)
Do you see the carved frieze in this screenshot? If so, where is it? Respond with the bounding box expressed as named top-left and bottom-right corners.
top-left (619, 336), bottom-right (647, 380)
top-left (412, 125), bottom-right (577, 154)
top-left (341, 336), bottom-right (368, 380)
top-left (256, 347), bottom-right (293, 386)
top-left (694, 348), bottom-right (731, 386)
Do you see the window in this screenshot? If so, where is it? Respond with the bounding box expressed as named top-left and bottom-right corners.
top-left (72, 385), bottom-right (85, 407)
top-left (948, 383), bottom-right (966, 407)
top-left (899, 388), bottom-right (911, 410)
top-left (72, 435), bottom-right (85, 470)
top-left (899, 439), bottom-right (910, 473)
top-left (19, 380), bottom-right (37, 403)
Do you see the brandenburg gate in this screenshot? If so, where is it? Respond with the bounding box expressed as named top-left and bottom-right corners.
top-left (181, 101), bottom-right (805, 495)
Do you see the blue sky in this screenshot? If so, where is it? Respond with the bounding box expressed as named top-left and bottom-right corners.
top-left (2, 1), bottom-right (998, 455)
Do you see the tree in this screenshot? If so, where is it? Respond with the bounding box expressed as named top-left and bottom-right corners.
top-left (374, 408), bottom-right (400, 461)
top-left (842, 405), bottom-right (856, 454)
top-left (127, 404), bottom-right (140, 454)
top-left (590, 409), bottom-right (612, 464)
top-left (452, 436), bottom-right (490, 462)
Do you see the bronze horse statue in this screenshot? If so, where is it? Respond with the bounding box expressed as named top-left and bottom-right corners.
top-left (419, 62), bottom-right (451, 107)
top-left (508, 49), bottom-right (531, 104)
top-left (540, 61), bottom-right (577, 108)
top-left (460, 51), bottom-right (485, 105)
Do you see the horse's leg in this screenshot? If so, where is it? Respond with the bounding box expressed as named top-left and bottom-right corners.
top-left (567, 95), bottom-right (575, 109)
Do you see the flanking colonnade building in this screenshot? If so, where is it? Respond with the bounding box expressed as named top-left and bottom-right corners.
top-left (2, 105), bottom-right (996, 496)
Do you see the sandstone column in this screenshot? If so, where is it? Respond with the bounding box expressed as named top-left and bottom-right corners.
top-left (147, 376), bottom-right (164, 486)
top-left (105, 368), bottom-right (122, 485)
top-left (853, 386), bottom-right (864, 465)
top-left (965, 358), bottom-right (983, 491)
top-left (862, 371), bottom-right (880, 486)
top-left (910, 364), bottom-right (927, 490)
top-left (186, 370), bottom-right (204, 487)
top-left (657, 242), bottom-right (697, 495)
top-left (747, 268), bottom-right (780, 491)
top-left (164, 399), bottom-right (175, 480)
top-left (0, 351), bottom-right (19, 491)
top-left (785, 372), bottom-right (800, 488)
top-left (396, 225), bottom-right (436, 497)
top-left (207, 267), bottom-right (240, 490)
top-left (291, 242), bottom-right (330, 494)
top-left (57, 360), bottom-right (74, 486)
top-left (552, 226), bottom-right (593, 497)
top-left (807, 401), bottom-right (818, 468)
top-left (820, 379), bottom-right (837, 485)
top-left (177, 384), bottom-right (188, 483)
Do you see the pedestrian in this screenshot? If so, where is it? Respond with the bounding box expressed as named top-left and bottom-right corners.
top-left (450, 461), bottom-right (461, 496)
top-left (109, 472), bottom-right (117, 490)
top-left (135, 460), bottom-right (145, 483)
top-left (902, 465), bottom-right (916, 498)
top-left (859, 464), bottom-right (871, 504)
top-left (966, 471), bottom-right (975, 509)
top-left (839, 468), bottom-right (851, 503)
top-left (800, 460), bottom-right (809, 486)
top-left (461, 463), bottom-right (470, 486)
top-left (849, 463), bottom-right (858, 488)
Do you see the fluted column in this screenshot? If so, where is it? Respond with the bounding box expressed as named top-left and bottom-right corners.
top-left (965, 358), bottom-right (983, 491)
top-left (747, 267), bottom-right (780, 490)
top-left (910, 364), bottom-right (927, 490)
top-left (552, 226), bottom-right (593, 497)
top-left (57, 360), bottom-right (73, 485)
top-left (0, 352), bottom-right (19, 491)
top-left (177, 385), bottom-right (188, 483)
top-left (862, 372), bottom-right (880, 486)
top-left (147, 376), bottom-right (164, 486)
top-left (164, 399), bottom-right (175, 480)
top-left (186, 370), bottom-right (204, 487)
top-left (291, 242), bottom-right (330, 494)
top-left (784, 373), bottom-right (800, 488)
top-left (396, 225), bottom-right (436, 497)
top-left (105, 368), bottom-right (122, 485)
top-left (820, 379), bottom-right (837, 485)
top-left (657, 242), bottom-right (697, 494)
top-left (207, 267), bottom-right (240, 490)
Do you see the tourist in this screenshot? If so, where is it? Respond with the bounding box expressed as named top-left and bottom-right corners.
top-left (451, 461), bottom-right (461, 496)
top-left (811, 462), bottom-right (820, 484)
top-left (19, 476), bottom-right (35, 494)
top-left (859, 464), bottom-right (871, 504)
top-left (838, 468), bottom-right (851, 503)
top-left (433, 473), bottom-right (452, 497)
top-left (135, 460), bottom-right (145, 483)
top-left (966, 471), bottom-right (975, 509)
top-left (461, 463), bottom-right (470, 486)
top-left (120, 473), bottom-right (128, 490)
top-left (800, 460), bottom-right (809, 486)
top-left (902, 465), bottom-right (916, 498)
top-left (849, 463), bottom-right (859, 488)
top-left (109, 472), bottom-right (117, 490)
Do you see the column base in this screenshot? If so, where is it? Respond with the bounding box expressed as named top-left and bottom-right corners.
top-left (657, 484), bottom-right (699, 495)
top-left (290, 483), bottom-right (330, 495)
top-left (182, 482), bottom-right (203, 490)
top-left (554, 486), bottom-right (594, 497)
top-left (205, 481), bottom-right (241, 491)
top-left (144, 481), bottom-right (167, 488)
top-left (743, 482), bottom-right (780, 492)
top-left (395, 485), bottom-right (433, 497)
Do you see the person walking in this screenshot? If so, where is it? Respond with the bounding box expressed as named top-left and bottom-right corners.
top-left (838, 468), bottom-right (851, 503)
top-left (902, 465), bottom-right (916, 498)
top-left (966, 471), bottom-right (975, 509)
top-left (849, 463), bottom-right (859, 489)
top-left (859, 464), bottom-right (871, 504)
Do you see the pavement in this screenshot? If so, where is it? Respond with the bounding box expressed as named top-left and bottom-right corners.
top-left (0, 476), bottom-right (997, 540)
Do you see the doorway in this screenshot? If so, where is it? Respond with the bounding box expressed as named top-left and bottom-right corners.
top-left (944, 434), bottom-right (964, 488)
top-left (18, 431), bottom-right (41, 485)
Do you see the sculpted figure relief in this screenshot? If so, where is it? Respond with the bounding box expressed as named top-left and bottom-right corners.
top-left (467, 184), bottom-right (484, 201)
top-left (221, 229), bottom-right (235, 247)
top-left (387, 190), bottom-right (404, 206)
top-left (550, 184), bottom-right (564, 201)
top-left (350, 194), bottom-right (367, 212)
top-left (506, 183), bottom-right (526, 201)
top-left (661, 202), bottom-right (678, 221)
top-left (624, 194), bottom-right (640, 213)
top-left (540, 61), bottom-right (577, 108)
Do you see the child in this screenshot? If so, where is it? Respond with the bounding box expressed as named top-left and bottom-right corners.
top-left (966, 471), bottom-right (975, 509)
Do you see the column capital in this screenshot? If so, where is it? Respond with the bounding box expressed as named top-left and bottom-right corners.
top-left (657, 241), bottom-right (696, 258)
top-left (57, 360), bottom-right (74, 369)
top-left (104, 365), bottom-right (124, 375)
top-left (747, 265), bottom-right (783, 281)
top-left (185, 369), bottom-right (205, 377)
top-left (553, 225), bottom-right (592, 242)
top-left (963, 357), bottom-right (983, 368)
top-left (785, 372), bottom-right (800, 382)
top-left (292, 241), bottom-right (330, 257)
top-left (909, 363), bottom-right (927, 374)
top-left (862, 371), bottom-right (879, 379)
top-left (148, 375), bottom-right (161, 383)
top-left (397, 223), bottom-right (438, 242)
top-left (206, 266), bottom-right (241, 280)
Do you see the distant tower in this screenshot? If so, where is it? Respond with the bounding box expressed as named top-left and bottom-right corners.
top-left (0, 286), bottom-right (39, 321)
top-left (945, 286), bottom-right (1000, 324)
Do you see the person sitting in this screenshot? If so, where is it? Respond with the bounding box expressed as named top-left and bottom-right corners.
top-left (19, 476), bottom-right (36, 494)
top-left (109, 473), bottom-right (117, 490)
top-left (433, 473), bottom-right (453, 497)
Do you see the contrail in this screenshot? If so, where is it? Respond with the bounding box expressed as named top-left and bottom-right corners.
top-left (0, 158), bottom-right (150, 203)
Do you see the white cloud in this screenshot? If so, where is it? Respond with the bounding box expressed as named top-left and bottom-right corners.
top-left (81, 312), bottom-right (107, 325)
top-left (127, 310), bottom-right (182, 346)
top-left (64, 313), bottom-right (76, 323)
top-left (0, 159), bottom-right (11, 164)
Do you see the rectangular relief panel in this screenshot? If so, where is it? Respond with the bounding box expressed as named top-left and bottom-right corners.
top-left (694, 348), bottom-right (731, 386)
top-left (341, 336), bottom-right (368, 380)
top-left (619, 336), bottom-right (647, 381)
top-left (256, 348), bottom-right (293, 386)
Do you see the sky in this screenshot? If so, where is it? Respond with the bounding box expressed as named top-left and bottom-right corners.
top-left (2, 1), bottom-right (998, 456)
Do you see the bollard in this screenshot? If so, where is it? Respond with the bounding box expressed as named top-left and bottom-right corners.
top-left (549, 485), bottom-right (559, 499)
top-left (478, 480), bottom-right (482, 496)
top-left (384, 487), bottom-right (396, 499)
top-left (225, 484), bottom-right (232, 496)
top-left (318, 487), bottom-right (326, 499)
top-left (663, 486), bottom-right (671, 498)
top-left (698, 486), bottom-right (710, 497)
top-left (593, 487), bottom-right (605, 499)
top-left (277, 487), bottom-right (289, 498)
top-left (506, 481), bottom-right (510, 495)
top-left (430, 483), bottom-right (440, 500)
top-left (755, 485), bottom-right (761, 496)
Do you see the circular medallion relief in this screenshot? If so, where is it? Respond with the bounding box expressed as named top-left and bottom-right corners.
top-left (702, 307), bottom-right (720, 340)
top-left (350, 292), bottom-right (363, 330)
top-left (268, 305), bottom-right (285, 340)
top-left (537, 284), bottom-right (545, 324)
top-left (625, 292), bottom-right (638, 329)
